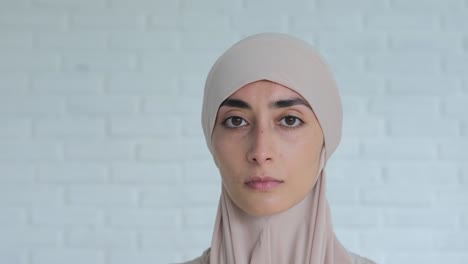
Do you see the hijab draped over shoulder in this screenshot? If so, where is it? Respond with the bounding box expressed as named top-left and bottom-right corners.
top-left (186, 33), bottom-right (371, 264)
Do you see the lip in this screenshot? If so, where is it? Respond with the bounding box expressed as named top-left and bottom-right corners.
top-left (244, 176), bottom-right (284, 191)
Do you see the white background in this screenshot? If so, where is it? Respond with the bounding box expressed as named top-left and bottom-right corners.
top-left (0, 0), bottom-right (467, 263)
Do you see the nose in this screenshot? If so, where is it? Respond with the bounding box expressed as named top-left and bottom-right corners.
top-left (247, 125), bottom-right (275, 165)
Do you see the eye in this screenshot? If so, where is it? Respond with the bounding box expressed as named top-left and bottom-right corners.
top-left (223, 116), bottom-right (248, 128)
top-left (279, 115), bottom-right (303, 128)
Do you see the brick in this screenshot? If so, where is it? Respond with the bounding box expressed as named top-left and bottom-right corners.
top-left (230, 13), bottom-right (288, 33)
top-left (318, 33), bottom-right (386, 52)
top-left (34, 117), bottom-right (106, 138)
top-left (137, 139), bottom-right (209, 161)
top-left (109, 31), bottom-right (178, 51)
top-left (387, 77), bottom-right (460, 95)
top-left (327, 186), bottom-right (360, 206)
top-left (32, 73), bottom-right (103, 94)
top-left (180, 116), bottom-right (205, 137)
top-left (0, 208), bottom-right (27, 226)
top-left (0, 52), bottom-right (60, 71)
top-left (0, 0), bottom-right (31, 8)
top-left (0, 142), bottom-right (62, 161)
top-left (0, 249), bottom-right (27, 264)
top-left (183, 206), bottom-right (217, 228)
top-left (31, 207), bottom-right (104, 226)
top-left (364, 13), bottom-right (439, 31)
top-left (361, 186), bottom-right (433, 207)
top-left (0, 32), bottom-right (31, 49)
top-left (182, 160), bottom-right (221, 183)
top-left (382, 208), bottom-right (458, 228)
top-left (32, 0), bottom-right (106, 8)
top-left (0, 96), bottom-right (64, 116)
top-left (32, 249), bottom-right (105, 264)
top-left (329, 137), bottom-right (361, 160)
top-left (64, 141), bottom-right (134, 161)
top-left (340, 96), bottom-right (368, 116)
top-left (317, 0), bottom-right (388, 10)
top-left (141, 228), bottom-right (211, 249)
top-left (330, 206), bottom-right (379, 228)
top-left (327, 160), bottom-right (383, 186)
top-left (336, 75), bottom-right (385, 96)
top-left (444, 55), bottom-right (468, 74)
top-left (70, 11), bottom-right (144, 30)
top-left (110, 162), bottom-right (182, 184)
top-left (388, 117), bottom-right (460, 137)
top-left (0, 11), bottom-right (66, 30)
top-left (0, 117), bottom-right (30, 138)
top-left (67, 186), bottom-right (138, 206)
top-left (66, 96), bottom-right (138, 115)
top-left (180, 31), bottom-right (240, 52)
top-left (110, 117), bottom-right (182, 137)
top-left (290, 13), bottom-right (362, 31)
top-left (433, 232), bottom-right (468, 250)
top-left (320, 53), bottom-right (364, 75)
top-left (140, 186), bottom-right (184, 207)
top-left (0, 74), bottom-right (28, 94)
top-left (35, 32), bottom-right (107, 50)
top-left (392, 0), bottom-right (465, 11)
top-left (0, 164), bottom-right (35, 183)
top-left (180, 0), bottom-right (242, 13)
top-left (38, 163), bottom-right (108, 183)
top-left (184, 184), bottom-right (220, 206)
top-left (0, 185), bottom-right (63, 206)
top-left (384, 162), bottom-right (459, 185)
top-left (109, 208), bottom-right (182, 228)
top-left (388, 253), bottom-right (468, 264)
top-left (333, 229), bottom-right (359, 251)
top-left (67, 228), bottom-right (136, 248)
top-left (142, 94), bottom-right (203, 114)
top-left (109, 0), bottom-right (178, 10)
top-left (361, 229), bottom-right (436, 250)
top-left (434, 187), bottom-right (468, 206)
top-left (108, 73), bottom-right (178, 95)
top-left (367, 54), bottom-right (440, 75)
top-left (439, 142), bottom-right (468, 160)
top-left (0, 228), bottom-right (61, 246)
top-left (443, 95), bottom-right (468, 119)
top-left (369, 96), bottom-right (439, 116)
top-left (178, 74), bottom-right (206, 97)
top-left (245, 0), bottom-right (311, 12)
top-left (343, 117), bottom-right (385, 138)
top-left (389, 33), bottom-right (463, 53)
top-left (149, 13), bottom-right (229, 31)
top-left (363, 139), bottom-right (437, 160)
top-left (443, 12), bottom-right (468, 30)
top-left (140, 52), bottom-right (218, 75)
top-left (109, 250), bottom-right (183, 264)
top-left (62, 52), bottom-right (137, 72)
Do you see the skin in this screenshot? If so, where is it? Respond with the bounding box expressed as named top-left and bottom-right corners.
top-left (211, 80), bottom-right (325, 216)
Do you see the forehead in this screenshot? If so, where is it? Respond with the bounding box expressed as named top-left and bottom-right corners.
top-left (227, 80), bottom-right (304, 101)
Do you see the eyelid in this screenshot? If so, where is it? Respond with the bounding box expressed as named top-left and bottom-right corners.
top-left (222, 115), bottom-right (249, 128)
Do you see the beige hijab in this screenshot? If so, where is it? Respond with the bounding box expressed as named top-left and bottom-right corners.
top-left (200, 33), bottom-right (352, 264)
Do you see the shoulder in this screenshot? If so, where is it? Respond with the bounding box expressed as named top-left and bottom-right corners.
top-left (349, 251), bottom-right (377, 264)
top-left (177, 248), bottom-right (210, 264)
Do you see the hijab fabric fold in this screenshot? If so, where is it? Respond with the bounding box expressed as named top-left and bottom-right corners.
top-left (201, 33), bottom-right (353, 264)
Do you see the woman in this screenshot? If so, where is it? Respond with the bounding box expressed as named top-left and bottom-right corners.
top-left (182, 33), bottom-right (375, 264)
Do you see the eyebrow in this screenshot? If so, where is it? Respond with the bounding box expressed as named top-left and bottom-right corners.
top-left (219, 97), bottom-right (312, 110)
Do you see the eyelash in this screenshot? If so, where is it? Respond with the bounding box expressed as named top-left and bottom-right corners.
top-left (222, 115), bottom-right (305, 129)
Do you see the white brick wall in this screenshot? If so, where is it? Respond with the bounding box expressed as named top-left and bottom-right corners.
top-left (0, 0), bottom-right (466, 263)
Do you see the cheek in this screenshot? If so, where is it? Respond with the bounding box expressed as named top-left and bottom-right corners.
top-left (212, 133), bottom-right (245, 177)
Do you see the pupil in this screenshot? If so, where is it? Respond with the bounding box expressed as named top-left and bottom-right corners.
top-left (286, 116), bottom-right (295, 125)
top-left (232, 117), bottom-right (242, 126)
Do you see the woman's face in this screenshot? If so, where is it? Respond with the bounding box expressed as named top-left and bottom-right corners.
top-left (211, 80), bottom-right (324, 216)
